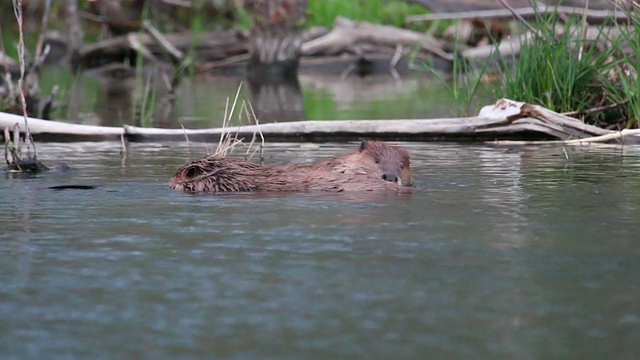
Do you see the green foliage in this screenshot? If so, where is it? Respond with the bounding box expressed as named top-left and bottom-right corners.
top-left (137, 76), bottom-right (157, 127)
top-left (494, 16), bottom-right (614, 118)
top-left (414, 7), bottom-right (639, 127)
top-left (603, 16), bottom-right (640, 127)
top-left (306, 0), bottom-right (428, 30)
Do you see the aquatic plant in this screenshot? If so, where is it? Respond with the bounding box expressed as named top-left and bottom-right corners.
top-left (414, 2), bottom-right (638, 127)
top-left (602, 10), bottom-right (640, 128)
top-left (2, 0), bottom-right (47, 173)
top-left (214, 82), bottom-right (264, 162)
top-left (493, 13), bottom-right (616, 123)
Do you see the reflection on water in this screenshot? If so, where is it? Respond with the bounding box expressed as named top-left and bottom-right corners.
top-left (42, 67), bottom-right (457, 128)
top-left (1, 142), bottom-right (640, 358)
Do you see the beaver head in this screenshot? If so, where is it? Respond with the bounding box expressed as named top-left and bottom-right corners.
top-left (289, 140), bottom-right (414, 187)
top-left (358, 140), bottom-right (413, 186)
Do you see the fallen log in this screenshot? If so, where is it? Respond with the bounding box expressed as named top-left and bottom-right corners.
top-left (1, 99), bottom-right (633, 143)
top-left (0, 111), bottom-right (124, 141)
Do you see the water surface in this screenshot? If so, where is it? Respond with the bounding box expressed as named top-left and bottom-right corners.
top-left (1, 142), bottom-right (640, 359)
top-left (40, 69), bottom-right (460, 128)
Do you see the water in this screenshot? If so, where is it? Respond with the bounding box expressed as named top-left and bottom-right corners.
top-left (40, 69), bottom-right (460, 128)
top-left (1, 142), bottom-right (639, 359)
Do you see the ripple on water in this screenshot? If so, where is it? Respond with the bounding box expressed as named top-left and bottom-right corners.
top-left (1, 143), bottom-right (640, 358)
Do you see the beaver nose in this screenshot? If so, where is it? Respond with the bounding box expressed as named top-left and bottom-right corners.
top-left (382, 173), bottom-right (398, 183)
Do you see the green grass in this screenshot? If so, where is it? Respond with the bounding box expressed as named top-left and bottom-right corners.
top-left (414, 6), bottom-right (638, 127)
top-left (229, 0), bottom-right (430, 31)
top-left (493, 15), bottom-right (615, 120)
top-left (306, 0), bottom-right (429, 30)
top-left (603, 14), bottom-right (640, 128)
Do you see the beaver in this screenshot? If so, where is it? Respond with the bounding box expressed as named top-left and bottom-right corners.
top-left (169, 156), bottom-right (403, 193)
top-left (284, 140), bottom-right (413, 186)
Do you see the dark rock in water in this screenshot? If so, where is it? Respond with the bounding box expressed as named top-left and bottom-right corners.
top-left (6, 158), bottom-right (50, 173)
top-left (6, 160), bottom-right (72, 174)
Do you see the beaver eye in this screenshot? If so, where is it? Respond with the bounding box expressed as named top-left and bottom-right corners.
top-left (374, 159), bottom-right (380, 164)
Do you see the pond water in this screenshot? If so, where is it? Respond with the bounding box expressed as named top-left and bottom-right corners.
top-left (41, 69), bottom-right (464, 128)
top-left (1, 142), bottom-right (640, 359)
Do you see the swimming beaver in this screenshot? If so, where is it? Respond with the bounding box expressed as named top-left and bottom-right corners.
top-left (284, 140), bottom-right (413, 186)
top-left (169, 141), bottom-right (414, 193)
top-left (169, 156), bottom-right (402, 193)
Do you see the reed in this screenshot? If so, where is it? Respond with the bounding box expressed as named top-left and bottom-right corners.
top-left (214, 82), bottom-right (264, 163)
top-left (493, 14), bottom-right (615, 119)
top-left (603, 10), bottom-right (640, 127)
top-left (414, 3), bottom-right (638, 127)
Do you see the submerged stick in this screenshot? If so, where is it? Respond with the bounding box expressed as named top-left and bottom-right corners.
top-left (492, 129), bottom-right (640, 145)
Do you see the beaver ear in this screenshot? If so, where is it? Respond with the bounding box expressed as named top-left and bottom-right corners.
top-left (359, 140), bottom-right (369, 152)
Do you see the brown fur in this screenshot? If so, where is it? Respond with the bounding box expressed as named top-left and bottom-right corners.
top-left (169, 156), bottom-right (403, 193)
top-left (284, 141), bottom-right (413, 186)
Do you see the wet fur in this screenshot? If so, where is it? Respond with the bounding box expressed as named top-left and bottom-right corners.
top-left (169, 141), bottom-right (413, 193)
top-left (170, 156), bottom-right (402, 193)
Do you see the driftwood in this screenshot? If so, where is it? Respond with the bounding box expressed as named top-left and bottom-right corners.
top-left (301, 17), bottom-right (452, 61)
top-left (406, 5), bottom-right (631, 23)
top-left (65, 5), bottom-right (631, 76)
top-left (75, 16), bottom-right (452, 73)
top-left (0, 111), bottom-right (123, 141)
top-left (405, 0), bottom-right (630, 13)
top-left (1, 99), bottom-right (635, 143)
top-left (76, 30), bottom-right (249, 69)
